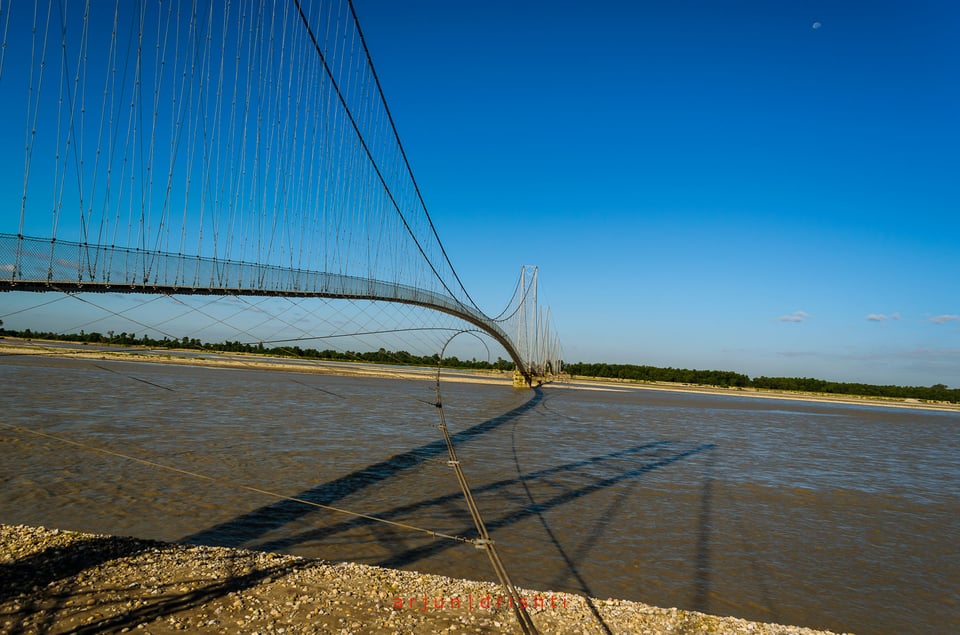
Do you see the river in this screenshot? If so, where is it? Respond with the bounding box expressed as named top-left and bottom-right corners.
top-left (1, 354), bottom-right (957, 634)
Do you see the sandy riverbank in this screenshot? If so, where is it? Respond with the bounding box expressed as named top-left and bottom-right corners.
top-left (1, 524), bottom-right (849, 635)
top-left (0, 339), bottom-right (511, 386)
top-left (555, 376), bottom-right (960, 412)
top-left (3, 337), bottom-right (957, 412)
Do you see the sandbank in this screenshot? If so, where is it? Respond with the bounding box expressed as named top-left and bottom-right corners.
top-left (2, 337), bottom-right (957, 412)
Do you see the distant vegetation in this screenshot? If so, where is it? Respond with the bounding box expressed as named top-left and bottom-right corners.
top-left (562, 362), bottom-right (752, 388)
top-left (0, 326), bottom-right (515, 371)
top-left (3, 326), bottom-right (957, 403)
top-left (561, 362), bottom-right (959, 404)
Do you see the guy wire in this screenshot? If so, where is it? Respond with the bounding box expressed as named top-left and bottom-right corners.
top-left (0, 421), bottom-right (474, 547)
top-left (433, 332), bottom-right (539, 635)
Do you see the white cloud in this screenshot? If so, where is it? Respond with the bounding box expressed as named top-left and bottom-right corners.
top-left (929, 314), bottom-right (959, 325)
top-left (777, 310), bottom-right (811, 323)
top-left (866, 312), bottom-right (901, 322)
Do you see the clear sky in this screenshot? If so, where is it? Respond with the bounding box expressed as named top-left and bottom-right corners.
top-left (347, 0), bottom-right (960, 387)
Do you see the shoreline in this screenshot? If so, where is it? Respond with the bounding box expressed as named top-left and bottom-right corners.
top-left (2, 523), bottom-right (849, 634)
top-left (556, 376), bottom-right (960, 412)
top-left (3, 337), bottom-right (958, 412)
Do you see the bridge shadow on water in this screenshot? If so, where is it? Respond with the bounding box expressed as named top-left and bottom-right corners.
top-left (367, 440), bottom-right (715, 569)
top-left (181, 387), bottom-right (548, 547)
top-left (243, 439), bottom-right (712, 559)
top-left (3, 387), bottom-right (720, 634)
top-left (179, 385), bottom-right (716, 627)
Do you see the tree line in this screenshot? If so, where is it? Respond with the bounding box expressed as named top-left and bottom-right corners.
top-left (0, 326), bottom-right (515, 372)
top-left (560, 362), bottom-right (959, 403)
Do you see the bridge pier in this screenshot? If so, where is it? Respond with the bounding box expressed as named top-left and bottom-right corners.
top-left (513, 371), bottom-right (531, 389)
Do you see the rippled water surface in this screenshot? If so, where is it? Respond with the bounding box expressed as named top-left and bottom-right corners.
top-left (2, 355), bottom-right (958, 634)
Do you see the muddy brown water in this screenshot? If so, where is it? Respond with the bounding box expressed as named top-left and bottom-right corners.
top-left (1, 355), bottom-right (957, 634)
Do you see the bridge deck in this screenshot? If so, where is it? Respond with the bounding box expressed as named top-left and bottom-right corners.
top-left (1, 233), bottom-right (535, 382)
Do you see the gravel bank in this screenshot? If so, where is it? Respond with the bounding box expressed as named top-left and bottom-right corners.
top-left (1, 524), bottom-right (849, 634)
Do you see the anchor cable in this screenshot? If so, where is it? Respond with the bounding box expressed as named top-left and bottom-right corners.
top-left (0, 421), bottom-right (474, 547)
top-left (433, 332), bottom-right (539, 635)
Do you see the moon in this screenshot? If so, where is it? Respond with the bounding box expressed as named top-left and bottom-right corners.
top-left (812, 21), bottom-right (822, 29)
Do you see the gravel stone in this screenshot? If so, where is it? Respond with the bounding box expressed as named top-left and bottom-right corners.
top-left (1, 524), bottom-right (852, 634)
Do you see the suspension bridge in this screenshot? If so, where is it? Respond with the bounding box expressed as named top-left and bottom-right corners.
top-left (0, 0), bottom-right (560, 385)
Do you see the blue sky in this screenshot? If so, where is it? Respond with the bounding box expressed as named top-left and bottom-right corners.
top-left (1, 1), bottom-right (957, 388)
top-left (346, 0), bottom-right (960, 387)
